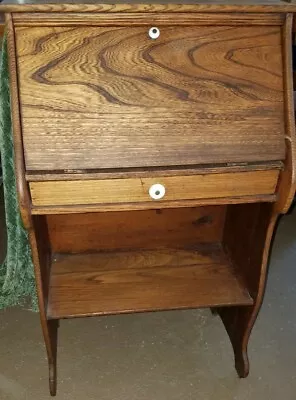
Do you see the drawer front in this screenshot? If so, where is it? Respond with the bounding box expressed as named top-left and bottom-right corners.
top-left (29, 170), bottom-right (279, 207)
top-left (16, 25), bottom-right (285, 171)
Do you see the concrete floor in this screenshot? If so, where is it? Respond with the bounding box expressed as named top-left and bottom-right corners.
top-left (0, 196), bottom-right (296, 399)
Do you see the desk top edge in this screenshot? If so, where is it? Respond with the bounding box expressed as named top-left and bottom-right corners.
top-left (1, 1), bottom-right (296, 13)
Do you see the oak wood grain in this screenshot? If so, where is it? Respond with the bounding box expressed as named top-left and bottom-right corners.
top-left (12, 12), bottom-right (285, 26)
top-left (221, 202), bottom-right (277, 377)
top-left (0, 2), bottom-right (295, 14)
top-left (30, 194), bottom-right (277, 215)
top-left (15, 25), bottom-right (285, 171)
top-left (26, 161), bottom-right (284, 182)
top-left (29, 170), bottom-right (280, 207)
top-left (47, 206), bottom-right (226, 253)
top-left (47, 245), bottom-right (253, 319)
top-left (5, 3), bottom-right (296, 392)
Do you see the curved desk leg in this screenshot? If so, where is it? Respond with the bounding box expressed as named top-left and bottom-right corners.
top-left (221, 203), bottom-right (279, 377)
top-left (218, 13), bottom-right (296, 377)
top-left (218, 306), bottom-right (252, 377)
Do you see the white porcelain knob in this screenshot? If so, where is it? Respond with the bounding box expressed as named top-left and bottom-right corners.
top-left (149, 183), bottom-right (165, 200)
top-left (148, 27), bottom-right (160, 40)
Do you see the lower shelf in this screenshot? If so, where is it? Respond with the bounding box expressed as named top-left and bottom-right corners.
top-left (47, 245), bottom-right (253, 319)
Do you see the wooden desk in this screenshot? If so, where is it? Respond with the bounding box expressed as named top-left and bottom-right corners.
top-left (1, 1), bottom-right (296, 395)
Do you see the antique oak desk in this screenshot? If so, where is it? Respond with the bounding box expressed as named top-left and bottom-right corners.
top-left (1, 0), bottom-right (296, 395)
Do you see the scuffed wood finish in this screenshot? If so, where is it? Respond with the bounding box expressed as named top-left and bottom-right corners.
top-left (15, 25), bottom-right (285, 171)
top-left (275, 13), bottom-right (296, 213)
top-left (29, 170), bottom-right (280, 207)
top-left (47, 245), bottom-right (253, 319)
top-left (46, 206), bottom-right (226, 253)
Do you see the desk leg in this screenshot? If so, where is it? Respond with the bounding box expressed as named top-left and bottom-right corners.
top-left (47, 319), bottom-right (59, 396)
top-left (218, 306), bottom-right (252, 377)
top-left (36, 317), bottom-right (59, 395)
top-left (221, 203), bottom-right (279, 377)
top-left (29, 216), bottom-right (59, 395)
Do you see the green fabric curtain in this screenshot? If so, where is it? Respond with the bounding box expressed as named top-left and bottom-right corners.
top-left (0, 35), bottom-right (37, 310)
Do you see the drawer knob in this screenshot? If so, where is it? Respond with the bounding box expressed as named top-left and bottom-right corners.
top-left (149, 183), bottom-right (165, 200)
top-left (148, 27), bottom-right (160, 40)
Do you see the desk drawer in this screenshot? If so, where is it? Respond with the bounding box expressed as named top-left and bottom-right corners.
top-left (16, 25), bottom-right (285, 171)
top-left (29, 170), bottom-right (279, 207)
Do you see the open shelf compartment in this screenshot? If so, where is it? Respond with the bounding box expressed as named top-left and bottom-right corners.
top-left (47, 245), bottom-right (253, 319)
top-left (40, 205), bottom-right (262, 320)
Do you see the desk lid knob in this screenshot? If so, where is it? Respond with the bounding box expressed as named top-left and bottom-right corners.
top-left (149, 183), bottom-right (165, 200)
top-left (148, 27), bottom-right (160, 39)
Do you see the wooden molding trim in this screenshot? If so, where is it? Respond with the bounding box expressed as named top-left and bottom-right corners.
top-left (0, 4), bottom-right (295, 13)
top-left (30, 195), bottom-right (277, 215)
top-left (25, 162), bottom-right (284, 182)
top-left (12, 12), bottom-right (285, 26)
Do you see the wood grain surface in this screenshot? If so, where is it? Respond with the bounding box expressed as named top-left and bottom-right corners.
top-left (30, 194), bottom-right (277, 214)
top-left (16, 25), bottom-right (285, 171)
top-left (47, 245), bottom-right (253, 319)
top-left (6, 13), bottom-right (59, 395)
top-left (220, 202), bottom-right (277, 377)
top-left (275, 14), bottom-right (296, 213)
top-left (0, 2), bottom-right (295, 14)
top-left (5, 3), bottom-right (295, 391)
top-left (46, 206), bottom-right (226, 253)
top-left (5, 14), bottom-right (32, 229)
top-left (12, 12), bottom-right (285, 26)
top-left (26, 161), bottom-right (284, 182)
top-left (29, 170), bottom-right (279, 207)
